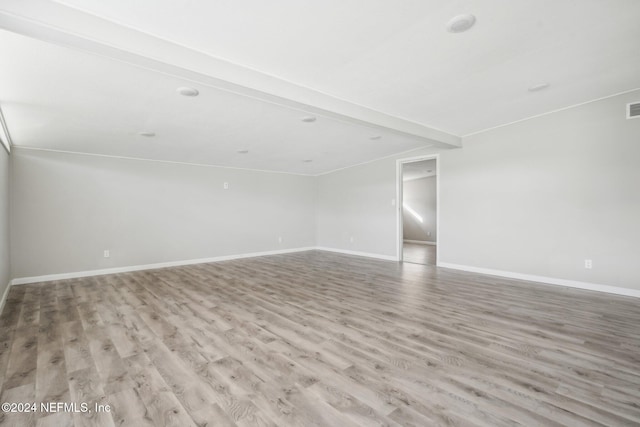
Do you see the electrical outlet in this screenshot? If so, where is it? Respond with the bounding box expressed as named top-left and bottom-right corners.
top-left (278, 236), bottom-right (282, 243)
top-left (391, 199), bottom-right (396, 206)
top-left (223, 182), bottom-right (229, 190)
top-left (584, 259), bottom-right (592, 269)
top-left (349, 236), bottom-right (354, 243)
top-left (104, 250), bottom-right (110, 258)
top-left (427, 231), bottom-right (431, 237)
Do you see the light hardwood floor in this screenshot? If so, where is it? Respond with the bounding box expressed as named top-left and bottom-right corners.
top-left (1, 250), bottom-right (639, 426)
top-left (403, 243), bottom-right (436, 265)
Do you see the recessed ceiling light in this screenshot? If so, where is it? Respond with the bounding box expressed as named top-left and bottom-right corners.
top-left (370, 136), bottom-right (382, 140)
top-left (301, 116), bottom-right (317, 123)
top-left (237, 149), bottom-right (249, 154)
top-left (138, 132), bottom-right (155, 137)
top-left (177, 87), bottom-right (199, 97)
top-left (446, 14), bottom-right (476, 33)
top-left (528, 83), bottom-right (550, 92)
top-left (303, 159), bottom-right (313, 163)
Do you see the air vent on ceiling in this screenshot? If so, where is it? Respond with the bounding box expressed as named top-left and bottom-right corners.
top-left (627, 102), bottom-right (640, 119)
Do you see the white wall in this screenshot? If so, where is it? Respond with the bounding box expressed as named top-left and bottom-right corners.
top-left (403, 176), bottom-right (437, 242)
top-left (317, 89), bottom-right (640, 291)
top-left (317, 157), bottom-right (400, 256)
top-left (440, 90), bottom-right (640, 290)
top-left (0, 147), bottom-right (10, 299)
top-left (10, 149), bottom-right (316, 278)
top-left (6, 89), bottom-right (640, 292)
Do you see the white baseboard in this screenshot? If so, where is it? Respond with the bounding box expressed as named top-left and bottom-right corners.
top-left (403, 239), bottom-right (436, 246)
top-left (438, 262), bottom-right (640, 298)
top-left (0, 282), bottom-right (10, 316)
top-left (11, 249), bottom-right (637, 299)
top-left (11, 247), bottom-right (316, 286)
top-left (315, 247), bottom-right (398, 261)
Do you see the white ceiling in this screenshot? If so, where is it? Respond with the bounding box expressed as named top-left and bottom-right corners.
top-left (403, 160), bottom-right (437, 181)
top-left (0, 30), bottom-right (436, 175)
top-left (1, 0), bottom-right (639, 174)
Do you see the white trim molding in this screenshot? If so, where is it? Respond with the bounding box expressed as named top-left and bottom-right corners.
top-left (11, 247), bottom-right (315, 285)
top-left (0, 104), bottom-right (12, 153)
top-left (8, 250), bottom-right (639, 300)
top-left (438, 262), bottom-right (640, 298)
top-left (403, 239), bottom-right (436, 246)
top-left (462, 87), bottom-right (640, 137)
top-left (0, 283), bottom-right (10, 315)
top-left (11, 247), bottom-right (397, 287)
top-left (14, 146), bottom-right (313, 177)
top-left (315, 247), bottom-right (398, 261)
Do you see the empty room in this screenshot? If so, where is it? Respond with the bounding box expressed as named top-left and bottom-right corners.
top-left (1, 1), bottom-right (639, 426)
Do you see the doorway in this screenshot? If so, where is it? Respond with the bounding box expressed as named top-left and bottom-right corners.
top-left (397, 155), bottom-right (438, 265)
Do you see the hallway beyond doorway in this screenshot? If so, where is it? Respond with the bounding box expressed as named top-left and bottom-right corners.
top-left (402, 242), bottom-right (436, 265)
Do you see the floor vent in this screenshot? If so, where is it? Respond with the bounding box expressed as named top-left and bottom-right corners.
top-left (627, 102), bottom-right (640, 119)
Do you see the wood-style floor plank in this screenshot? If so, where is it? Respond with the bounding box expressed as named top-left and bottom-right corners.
top-left (0, 250), bottom-right (639, 426)
top-left (403, 242), bottom-right (436, 265)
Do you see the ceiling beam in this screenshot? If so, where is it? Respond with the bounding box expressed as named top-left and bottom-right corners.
top-left (0, 0), bottom-right (461, 149)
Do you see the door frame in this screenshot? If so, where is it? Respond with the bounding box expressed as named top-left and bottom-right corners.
top-left (396, 154), bottom-right (440, 264)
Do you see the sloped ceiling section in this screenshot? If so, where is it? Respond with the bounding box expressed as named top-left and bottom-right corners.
top-left (0, 0), bottom-right (460, 175)
top-left (0, 30), bottom-right (446, 175)
top-left (1, 0), bottom-right (640, 174)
